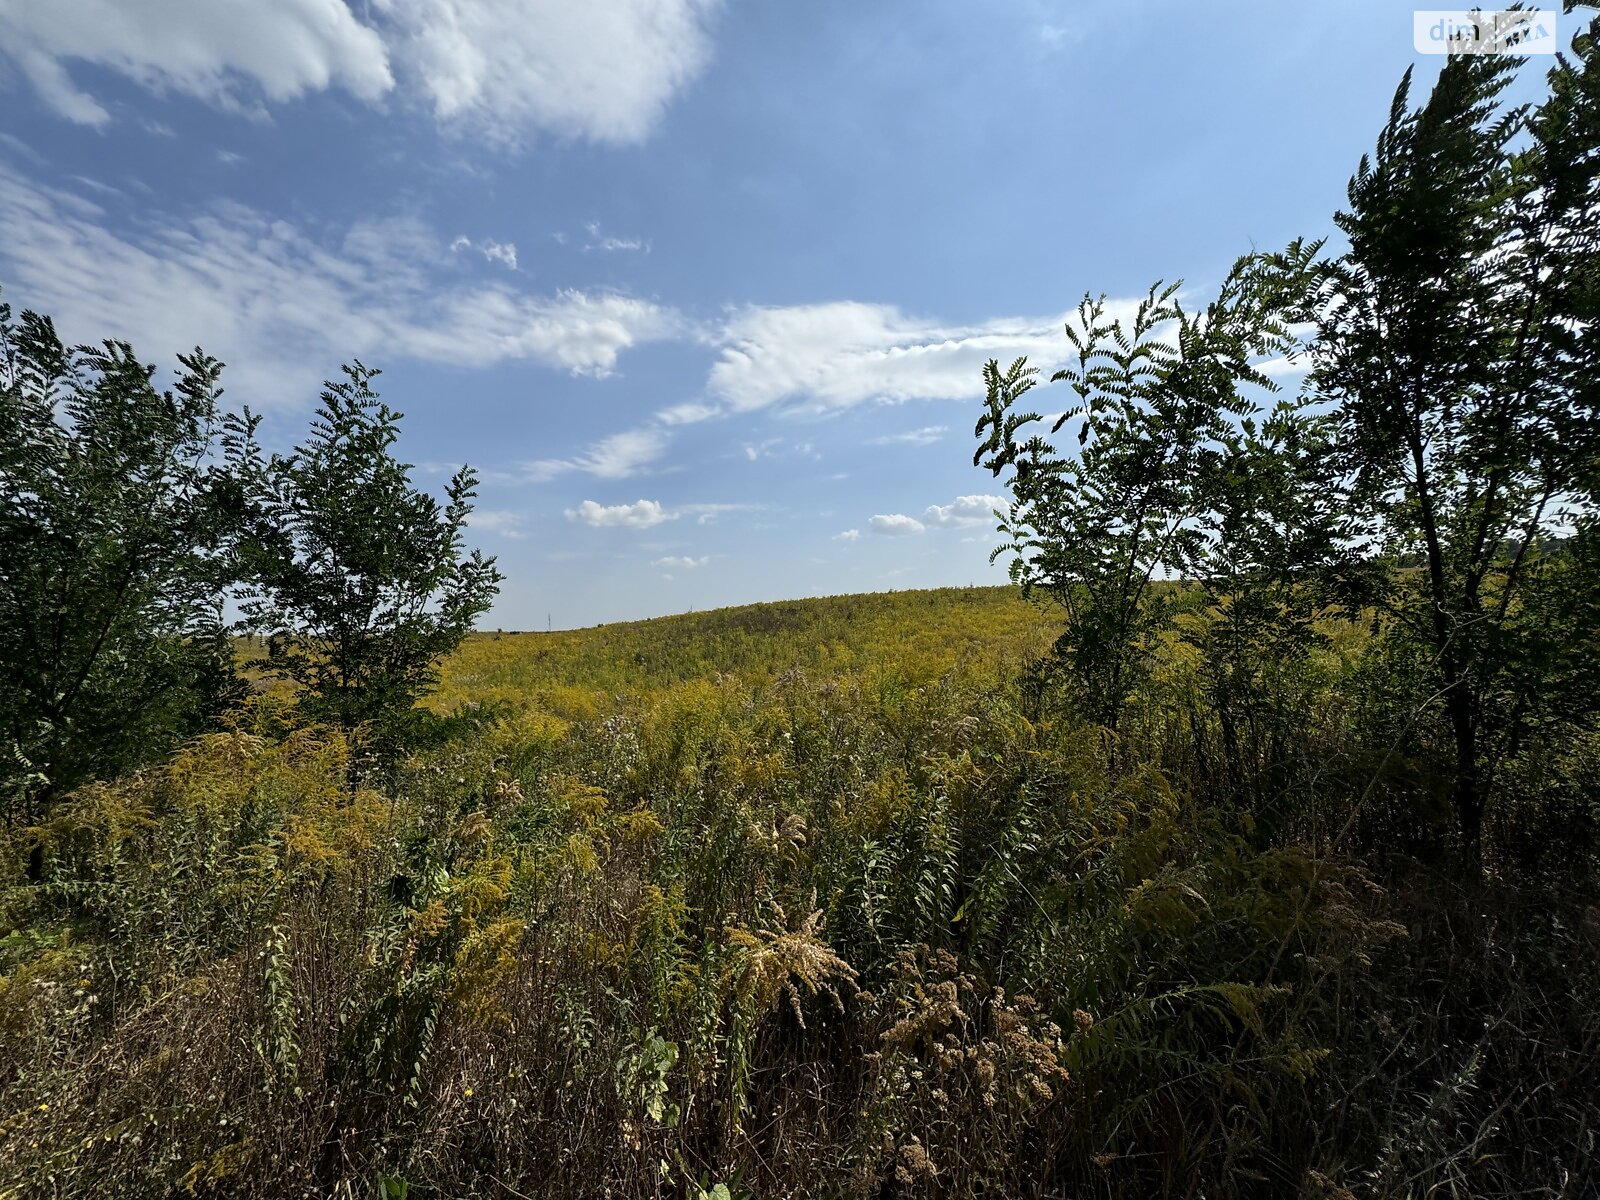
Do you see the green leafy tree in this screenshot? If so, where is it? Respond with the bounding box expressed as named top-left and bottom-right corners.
top-left (1303, 28), bottom-right (1600, 856)
top-left (228, 363), bottom-right (502, 753)
top-left (974, 252), bottom-right (1328, 736)
top-left (0, 293), bottom-right (240, 817)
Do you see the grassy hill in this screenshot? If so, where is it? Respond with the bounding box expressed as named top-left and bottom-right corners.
top-left (6, 585), bottom-right (1597, 1199)
top-left (432, 586), bottom-right (1058, 709)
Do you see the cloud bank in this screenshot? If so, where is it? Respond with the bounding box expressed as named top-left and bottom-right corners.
top-left (0, 0), bottom-right (725, 145)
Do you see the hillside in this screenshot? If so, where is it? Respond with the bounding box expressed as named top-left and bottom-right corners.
top-left (8, 572), bottom-right (1600, 1198)
top-left (4, 17), bottom-right (1599, 1194)
top-left (432, 586), bottom-right (1059, 708)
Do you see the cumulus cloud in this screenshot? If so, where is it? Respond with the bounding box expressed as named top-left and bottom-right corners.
top-left (0, 0), bottom-right (724, 145)
top-left (834, 529), bottom-right (861, 542)
top-left (525, 427), bottom-right (670, 481)
top-left (565, 498), bottom-right (669, 529)
top-left (869, 513), bottom-right (925, 536)
top-left (0, 163), bottom-right (677, 406)
top-left (652, 555), bottom-right (710, 568)
top-left (703, 301), bottom-right (1089, 418)
top-left (923, 494), bottom-right (1005, 528)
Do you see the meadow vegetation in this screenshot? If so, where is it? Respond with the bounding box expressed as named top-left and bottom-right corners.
top-left (6, 584), bottom-right (1597, 1197)
top-left (4, 25), bottom-right (1600, 1200)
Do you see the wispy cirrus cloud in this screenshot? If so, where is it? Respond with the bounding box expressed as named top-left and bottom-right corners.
top-left (524, 427), bottom-right (672, 482)
top-left (869, 424), bottom-right (948, 446)
top-left (468, 508), bottom-right (530, 538)
top-left (583, 220), bottom-right (650, 253)
top-left (0, 161), bottom-right (678, 406)
top-left (701, 301), bottom-right (1081, 419)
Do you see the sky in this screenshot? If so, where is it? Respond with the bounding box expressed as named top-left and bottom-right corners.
top-left (0, 1), bottom-right (1556, 627)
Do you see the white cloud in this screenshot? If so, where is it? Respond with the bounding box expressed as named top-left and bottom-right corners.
top-left (0, 0), bottom-right (394, 125)
top-left (657, 400), bottom-right (719, 425)
top-left (869, 513), bottom-right (925, 536)
top-left (1254, 353), bottom-right (1310, 378)
top-left (468, 508), bottom-right (528, 538)
top-left (406, 288), bottom-right (678, 376)
top-left (0, 163), bottom-right (677, 406)
top-left (924, 494), bottom-right (1005, 528)
top-left (566, 498), bottom-right (669, 529)
top-left (681, 502), bottom-right (759, 525)
top-left (834, 529), bottom-right (861, 542)
top-left (870, 424), bottom-right (947, 446)
top-left (381, 0), bottom-right (723, 144)
top-left (562, 499), bottom-right (756, 534)
top-left (704, 301), bottom-right (1084, 417)
top-left (583, 220), bottom-right (649, 253)
top-left (0, 0), bottom-right (725, 146)
top-left (652, 555), bottom-right (710, 568)
top-left (525, 427), bottom-right (670, 481)
top-left (482, 241), bottom-right (518, 269)
top-left (451, 234), bottom-right (518, 269)
top-left (742, 437), bottom-right (782, 461)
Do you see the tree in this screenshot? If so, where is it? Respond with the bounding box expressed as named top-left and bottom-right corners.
top-left (1303, 26), bottom-right (1600, 857)
top-left (0, 293), bottom-right (240, 818)
top-left (974, 251), bottom-right (1330, 737)
top-left (228, 363), bottom-right (502, 755)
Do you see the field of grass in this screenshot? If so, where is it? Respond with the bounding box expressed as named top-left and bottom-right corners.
top-left (5, 586), bottom-right (1598, 1198)
top-left (432, 586), bottom-right (1058, 707)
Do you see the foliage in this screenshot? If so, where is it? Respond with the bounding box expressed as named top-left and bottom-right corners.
top-left (3, 584), bottom-right (1595, 1197)
top-left (226, 364), bottom-right (502, 752)
top-left (0, 294), bottom-right (241, 818)
top-left (974, 249), bottom-right (1345, 736)
top-left (1298, 30), bottom-right (1600, 853)
top-left (3, 21), bottom-right (1600, 1200)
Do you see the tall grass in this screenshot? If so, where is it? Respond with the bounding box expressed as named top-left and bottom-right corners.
top-left (3, 588), bottom-right (1595, 1197)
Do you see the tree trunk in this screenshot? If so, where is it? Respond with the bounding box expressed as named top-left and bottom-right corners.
top-left (1446, 683), bottom-right (1484, 875)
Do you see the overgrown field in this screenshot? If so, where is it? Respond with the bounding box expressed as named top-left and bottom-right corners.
top-left (4, 13), bottom-right (1600, 1196)
top-left (4, 587), bottom-right (1596, 1198)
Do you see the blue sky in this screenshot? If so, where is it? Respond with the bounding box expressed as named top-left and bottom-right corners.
top-left (0, 1), bottom-right (1531, 627)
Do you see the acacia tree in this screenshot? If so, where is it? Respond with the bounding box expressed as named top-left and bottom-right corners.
top-left (0, 295), bottom-right (240, 817)
top-left (227, 363), bottom-right (502, 753)
top-left (1304, 28), bottom-right (1600, 856)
